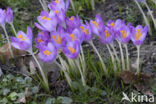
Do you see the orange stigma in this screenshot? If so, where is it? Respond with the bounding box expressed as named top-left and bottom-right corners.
top-left (55, 10), bottom-right (58, 14)
top-left (68, 47), bottom-right (75, 54)
top-left (42, 16), bottom-right (51, 20)
top-left (120, 30), bottom-right (127, 38)
top-left (54, 0), bottom-right (59, 4)
top-left (52, 35), bottom-right (61, 44)
top-left (70, 34), bottom-right (76, 41)
top-left (104, 30), bottom-right (109, 38)
top-left (92, 21), bottom-right (98, 28)
top-left (69, 17), bottom-right (74, 21)
top-left (110, 22), bottom-right (115, 28)
top-left (37, 38), bottom-right (43, 43)
top-left (18, 34), bottom-right (25, 41)
top-left (136, 29), bottom-right (141, 40)
top-left (43, 50), bottom-right (51, 56)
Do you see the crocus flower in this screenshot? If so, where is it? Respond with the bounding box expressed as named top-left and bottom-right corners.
top-left (106, 20), bottom-right (115, 29)
top-left (66, 28), bottom-right (84, 44)
top-left (0, 8), bottom-right (6, 25)
top-left (99, 26), bottom-right (115, 44)
top-left (63, 40), bottom-right (80, 59)
top-left (35, 11), bottom-right (58, 32)
top-left (90, 14), bottom-right (104, 36)
top-left (5, 8), bottom-right (13, 23)
top-left (38, 42), bottom-right (57, 62)
top-left (131, 25), bottom-right (148, 45)
top-left (48, 0), bottom-right (69, 12)
top-left (11, 26), bottom-right (32, 51)
top-left (79, 21), bottom-right (92, 41)
top-left (66, 16), bottom-right (81, 30)
top-left (35, 31), bottom-right (49, 48)
top-left (115, 23), bottom-right (131, 44)
top-left (50, 26), bottom-right (66, 49)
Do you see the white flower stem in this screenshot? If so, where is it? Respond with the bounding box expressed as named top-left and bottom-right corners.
top-left (10, 22), bottom-right (17, 37)
top-left (70, 0), bottom-right (75, 13)
top-left (80, 45), bottom-right (86, 73)
top-left (89, 40), bottom-right (107, 73)
top-left (134, 0), bottom-right (152, 35)
top-left (31, 52), bottom-right (49, 90)
top-left (106, 44), bottom-right (117, 71)
top-left (39, 0), bottom-right (48, 12)
top-left (110, 43), bottom-right (120, 64)
top-left (117, 40), bottom-right (125, 70)
top-left (75, 58), bottom-right (86, 86)
top-left (91, 0), bottom-right (95, 10)
top-left (2, 25), bottom-right (14, 58)
top-left (124, 44), bottom-right (130, 70)
top-left (136, 45), bottom-right (140, 74)
top-left (54, 60), bottom-right (72, 88)
top-left (144, 1), bottom-right (156, 29)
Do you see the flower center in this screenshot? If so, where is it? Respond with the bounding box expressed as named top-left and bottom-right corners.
top-left (104, 30), bottom-right (109, 38)
top-left (18, 34), bottom-right (25, 41)
top-left (42, 16), bottom-right (51, 21)
top-left (37, 38), bottom-right (43, 43)
top-left (52, 35), bottom-right (61, 44)
top-left (55, 0), bottom-right (59, 4)
top-left (68, 47), bottom-right (75, 54)
top-left (92, 21), bottom-right (98, 28)
top-left (70, 34), bottom-right (76, 41)
top-left (136, 29), bottom-right (141, 40)
top-left (69, 17), bottom-right (74, 21)
top-left (43, 50), bottom-right (51, 56)
top-left (80, 26), bottom-right (88, 35)
top-left (120, 30), bottom-right (127, 38)
top-left (55, 10), bottom-right (58, 14)
top-left (110, 22), bottom-right (115, 28)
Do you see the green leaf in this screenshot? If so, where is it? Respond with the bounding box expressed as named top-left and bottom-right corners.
top-left (3, 88), bottom-right (10, 96)
top-left (57, 96), bottom-right (73, 104)
top-left (8, 92), bottom-right (17, 101)
top-left (45, 98), bottom-right (56, 104)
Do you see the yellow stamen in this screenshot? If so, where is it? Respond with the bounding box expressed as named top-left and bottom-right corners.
top-left (136, 29), bottom-right (141, 40)
top-left (110, 22), bottom-right (115, 28)
top-left (68, 47), bottom-right (75, 54)
top-left (120, 30), bottom-right (127, 38)
top-left (42, 16), bottom-right (51, 20)
top-left (55, 0), bottom-right (59, 4)
top-left (104, 30), bottom-right (109, 38)
top-left (80, 26), bottom-right (84, 30)
top-left (69, 17), bottom-right (74, 21)
top-left (92, 21), bottom-right (98, 28)
top-left (37, 38), bottom-right (43, 43)
top-left (83, 29), bottom-right (89, 35)
top-left (70, 34), bottom-right (76, 41)
top-left (55, 10), bottom-right (58, 14)
top-left (18, 34), bottom-right (25, 41)
top-left (43, 50), bottom-right (51, 56)
top-left (52, 35), bottom-right (61, 44)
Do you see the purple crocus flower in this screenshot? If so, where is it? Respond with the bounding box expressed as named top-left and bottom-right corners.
top-left (50, 26), bottom-right (66, 49)
top-left (106, 20), bottom-right (115, 29)
top-left (131, 25), bottom-right (148, 45)
top-left (35, 31), bottom-right (49, 48)
top-left (38, 42), bottom-right (57, 62)
top-left (48, 0), bottom-right (69, 12)
top-left (79, 21), bottom-right (92, 41)
top-left (66, 16), bottom-right (81, 30)
top-left (35, 11), bottom-right (58, 32)
top-left (66, 28), bottom-right (84, 44)
top-left (5, 8), bottom-right (13, 23)
top-left (115, 23), bottom-right (131, 44)
top-left (99, 26), bottom-right (115, 44)
top-left (0, 8), bottom-right (6, 25)
top-left (11, 27), bottom-right (32, 51)
top-left (63, 40), bottom-right (80, 59)
top-left (90, 14), bottom-right (104, 36)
